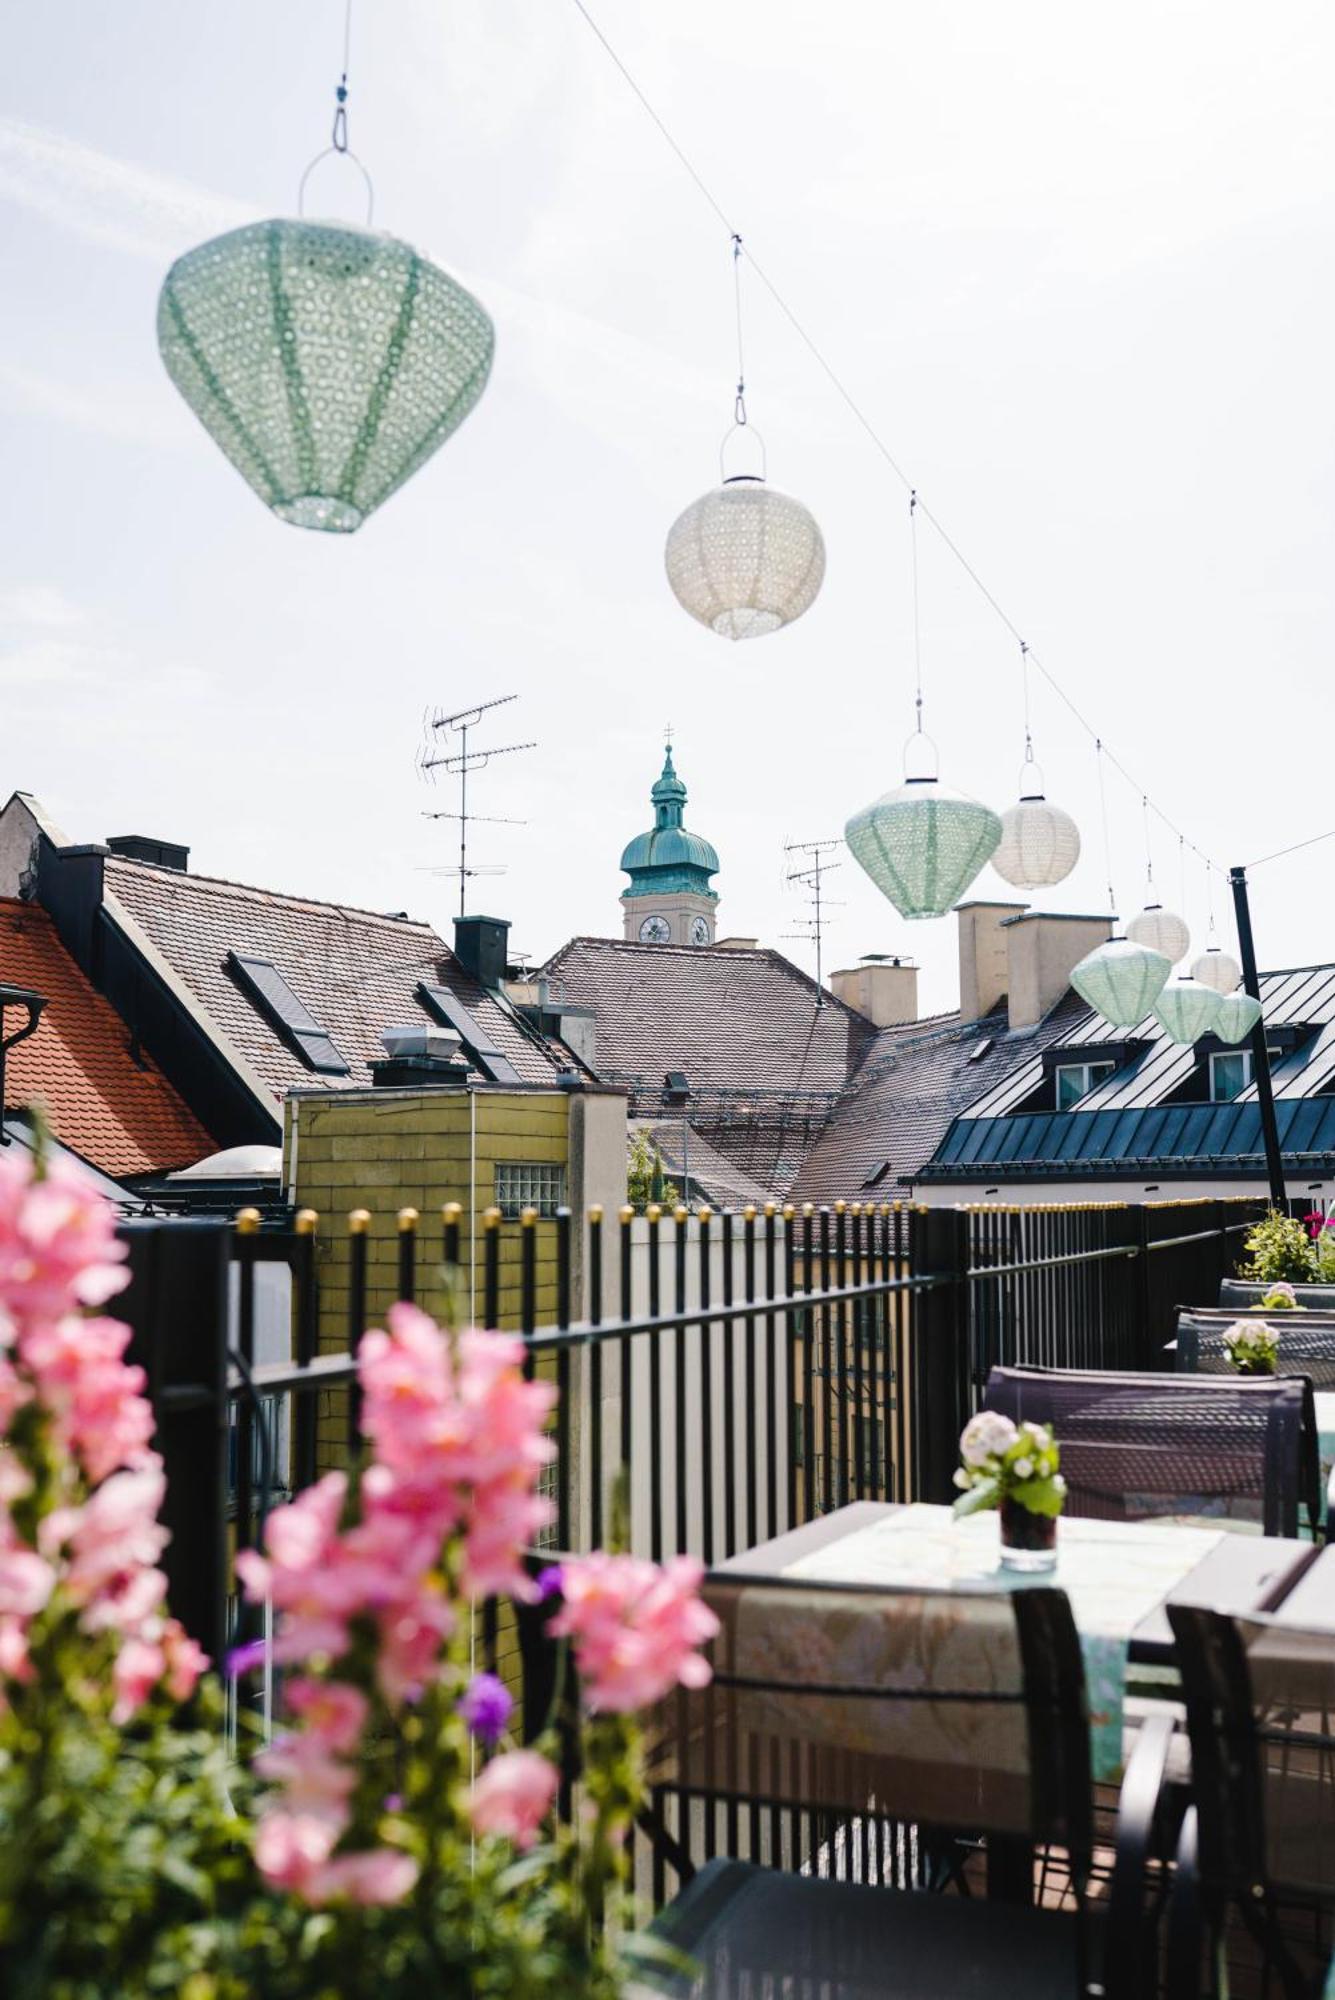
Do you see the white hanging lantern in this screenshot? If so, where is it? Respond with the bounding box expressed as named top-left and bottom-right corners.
top-left (846, 748), bottom-right (1001, 920)
top-left (665, 441), bottom-right (825, 640)
top-left (1192, 945), bottom-right (1242, 994)
top-left (1153, 974), bottom-right (1225, 1045)
top-left (1127, 902), bottom-right (1190, 965)
top-left (1070, 937), bottom-right (1171, 1029)
top-left (991, 755), bottom-right (1080, 889)
top-left (1214, 991), bottom-right (1263, 1044)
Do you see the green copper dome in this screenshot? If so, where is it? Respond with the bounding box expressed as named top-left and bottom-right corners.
top-left (620, 745), bottom-right (719, 900)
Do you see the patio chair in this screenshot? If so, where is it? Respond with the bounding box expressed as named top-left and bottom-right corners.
top-left (633, 1573), bottom-right (1174, 1999)
top-left (1175, 1306), bottom-right (1335, 1390)
top-left (1220, 1278), bottom-right (1335, 1311)
top-left (1167, 1601), bottom-right (1335, 1999)
top-left (983, 1364), bottom-right (1318, 1539)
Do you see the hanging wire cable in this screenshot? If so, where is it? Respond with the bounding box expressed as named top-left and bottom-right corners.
top-left (731, 234), bottom-right (747, 425)
top-left (1141, 793), bottom-right (1154, 891)
top-left (1019, 639), bottom-right (1033, 763)
top-left (333, 0), bottom-right (355, 150)
top-left (1095, 741), bottom-right (1116, 917)
top-left (1246, 826), bottom-right (1335, 871)
top-left (566, 0), bottom-right (1222, 876)
top-left (909, 490), bottom-right (924, 738)
top-left (1178, 833), bottom-right (1187, 922)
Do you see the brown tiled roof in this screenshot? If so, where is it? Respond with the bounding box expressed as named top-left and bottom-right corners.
top-left (0, 898), bottom-right (214, 1176)
top-left (542, 937), bottom-right (874, 1101)
top-left (633, 1118), bottom-right (775, 1210)
top-left (104, 859), bottom-right (570, 1101)
top-left (790, 990), bottom-right (1089, 1204)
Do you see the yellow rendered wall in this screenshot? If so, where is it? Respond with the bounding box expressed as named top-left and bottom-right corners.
top-left (285, 1086), bottom-right (570, 1470)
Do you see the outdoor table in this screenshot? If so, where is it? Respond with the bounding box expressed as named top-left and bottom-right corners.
top-left (1269, 1543), bottom-right (1335, 1629)
top-left (719, 1501), bottom-right (1310, 1784)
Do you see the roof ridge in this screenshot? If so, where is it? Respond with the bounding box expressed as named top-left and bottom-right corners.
top-left (105, 856), bottom-right (439, 933)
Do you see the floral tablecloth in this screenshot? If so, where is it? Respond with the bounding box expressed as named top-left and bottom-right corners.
top-left (782, 1504), bottom-right (1222, 1782)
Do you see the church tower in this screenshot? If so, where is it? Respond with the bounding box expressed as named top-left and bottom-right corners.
top-left (619, 742), bottom-right (720, 946)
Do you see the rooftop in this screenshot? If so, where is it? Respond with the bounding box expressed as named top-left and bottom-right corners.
top-left (0, 898), bottom-right (213, 1177)
top-left (104, 855), bottom-right (577, 1101)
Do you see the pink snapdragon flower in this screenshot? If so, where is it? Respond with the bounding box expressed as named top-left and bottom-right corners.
top-left (549, 1553), bottom-right (719, 1713)
top-left (358, 1305), bottom-right (556, 1598)
top-left (20, 1315), bottom-right (155, 1482)
top-left (0, 1151), bottom-right (127, 1328)
top-left (465, 1748), bottom-right (558, 1850)
top-left (235, 1471), bottom-right (353, 1662)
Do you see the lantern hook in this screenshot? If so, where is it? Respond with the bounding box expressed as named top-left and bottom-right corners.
top-left (1018, 747), bottom-right (1046, 800)
top-left (902, 724), bottom-right (940, 784)
top-left (297, 145), bottom-right (376, 227)
top-left (719, 422), bottom-right (767, 485)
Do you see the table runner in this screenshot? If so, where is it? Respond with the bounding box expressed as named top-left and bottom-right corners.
top-left (783, 1504), bottom-right (1222, 1781)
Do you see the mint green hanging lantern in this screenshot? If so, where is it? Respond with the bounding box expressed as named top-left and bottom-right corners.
top-left (1070, 936), bottom-right (1171, 1029)
top-left (1153, 973), bottom-right (1224, 1045)
top-left (158, 47), bottom-right (493, 533)
top-left (1214, 991), bottom-right (1263, 1044)
top-left (846, 753), bottom-right (1002, 920)
top-left (159, 218), bottom-right (493, 533)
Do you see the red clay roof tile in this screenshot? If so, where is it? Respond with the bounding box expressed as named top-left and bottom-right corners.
top-left (0, 898), bottom-right (214, 1177)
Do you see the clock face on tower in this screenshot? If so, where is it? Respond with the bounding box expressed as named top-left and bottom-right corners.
top-left (639, 914), bottom-right (671, 944)
top-left (689, 916), bottom-right (711, 947)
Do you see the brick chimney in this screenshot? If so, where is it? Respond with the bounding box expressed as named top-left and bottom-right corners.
top-left (957, 901), bottom-right (1028, 1023)
top-left (829, 956), bottom-right (918, 1027)
top-left (1002, 911), bottom-right (1114, 1030)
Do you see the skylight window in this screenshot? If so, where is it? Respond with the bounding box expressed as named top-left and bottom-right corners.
top-left (417, 983), bottom-right (523, 1085)
top-left (227, 953), bottom-right (349, 1075)
top-left (968, 1038), bottom-right (994, 1063)
top-left (860, 1160), bottom-right (892, 1188)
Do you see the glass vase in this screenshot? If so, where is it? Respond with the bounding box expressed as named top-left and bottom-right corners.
top-left (999, 1496), bottom-right (1058, 1572)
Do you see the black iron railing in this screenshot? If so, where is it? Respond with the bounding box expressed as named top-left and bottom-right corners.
top-left (123, 1194), bottom-right (1263, 1899)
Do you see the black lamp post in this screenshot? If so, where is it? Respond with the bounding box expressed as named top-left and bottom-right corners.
top-left (1228, 866), bottom-right (1286, 1211)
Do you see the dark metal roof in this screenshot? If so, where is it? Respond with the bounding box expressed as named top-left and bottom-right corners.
top-left (920, 1093), bottom-right (1335, 1181)
top-left (963, 962), bottom-right (1335, 1121)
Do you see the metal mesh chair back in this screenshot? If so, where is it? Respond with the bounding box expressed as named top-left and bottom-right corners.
top-left (646, 1574), bottom-right (1092, 1860)
top-left (983, 1365), bottom-right (1315, 1538)
top-left (1169, 1602), bottom-right (1335, 1909)
top-left (1220, 1278), bottom-right (1335, 1311)
top-left (1176, 1307), bottom-right (1335, 1389)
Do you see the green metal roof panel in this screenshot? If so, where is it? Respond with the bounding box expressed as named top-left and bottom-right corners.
top-left (924, 1095), bottom-right (1335, 1179)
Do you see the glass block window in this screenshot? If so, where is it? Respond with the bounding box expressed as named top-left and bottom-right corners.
top-left (494, 1162), bottom-right (567, 1218)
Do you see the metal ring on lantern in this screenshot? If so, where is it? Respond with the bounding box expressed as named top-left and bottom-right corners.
top-left (718, 422), bottom-right (767, 485)
top-left (902, 728), bottom-right (940, 783)
top-left (297, 145), bottom-right (376, 227)
top-left (1017, 753), bottom-right (1047, 800)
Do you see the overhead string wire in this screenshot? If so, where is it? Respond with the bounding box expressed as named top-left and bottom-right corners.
top-left (566, 0), bottom-right (1220, 876)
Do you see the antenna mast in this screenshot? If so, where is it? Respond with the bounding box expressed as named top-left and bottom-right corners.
top-left (418, 695), bottom-right (535, 917)
top-left (784, 838), bottom-right (844, 1006)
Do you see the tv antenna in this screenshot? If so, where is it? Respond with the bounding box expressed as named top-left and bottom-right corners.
top-left (418, 695), bottom-right (535, 917)
top-left (784, 839), bottom-right (844, 1006)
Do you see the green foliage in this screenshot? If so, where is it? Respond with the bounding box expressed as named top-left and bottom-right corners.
top-left (1239, 1209), bottom-right (1319, 1283)
top-left (0, 1672), bottom-right (253, 2000)
top-left (626, 1130), bottom-right (680, 1214)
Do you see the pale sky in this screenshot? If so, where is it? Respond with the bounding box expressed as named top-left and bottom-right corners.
top-left (4, 2), bottom-right (1334, 1015)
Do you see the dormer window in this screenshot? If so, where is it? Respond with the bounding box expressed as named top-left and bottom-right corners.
top-left (1209, 1050), bottom-right (1251, 1102)
top-left (1054, 1059), bottom-right (1116, 1110)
